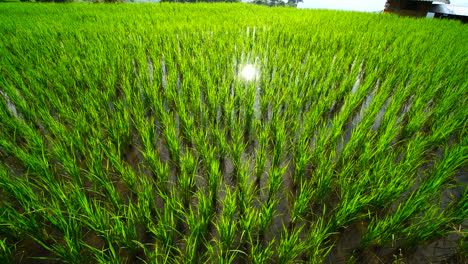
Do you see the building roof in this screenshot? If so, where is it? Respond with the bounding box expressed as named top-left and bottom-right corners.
top-left (431, 4), bottom-right (468, 16)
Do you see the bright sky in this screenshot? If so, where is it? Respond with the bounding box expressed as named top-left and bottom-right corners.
top-left (298, 0), bottom-right (468, 11)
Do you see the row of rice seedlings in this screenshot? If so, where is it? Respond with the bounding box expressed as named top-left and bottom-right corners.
top-left (362, 135), bottom-right (467, 248)
top-left (0, 237), bottom-right (13, 264)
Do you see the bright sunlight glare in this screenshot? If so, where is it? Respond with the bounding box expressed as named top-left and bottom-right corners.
top-left (240, 64), bottom-right (258, 81)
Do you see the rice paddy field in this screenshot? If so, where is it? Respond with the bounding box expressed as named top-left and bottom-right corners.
top-left (0, 3), bottom-right (467, 263)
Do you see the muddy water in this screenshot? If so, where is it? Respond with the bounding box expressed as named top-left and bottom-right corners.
top-left (1, 90), bottom-right (22, 120)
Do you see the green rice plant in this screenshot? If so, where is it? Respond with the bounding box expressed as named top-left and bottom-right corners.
top-left (418, 141), bottom-right (467, 197)
top-left (213, 188), bottom-right (239, 261)
top-left (229, 127), bottom-right (247, 183)
top-left (270, 116), bottom-right (287, 170)
top-left (110, 205), bottom-right (141, 254)
top-left (31, 212), bottom-right (85, 264)
top-left (455, 232), bottom-right (468, 263)
top-left (79, 200), bottom-right (113, 241)
top-left (305, 212), bottom-right (333, 263)
top-left (175, 95), bottom-right (196, 148)
top-left (292, 135), bottom-right (311, 188)
top-left (451, 185), bottom-right (468, 228)
top-left (84, 242), bottom-right (123, 264)
top-left (186, 190), bottom-right (216, 262)
top-left (250, 238), bottom-right (275, 264)
top-left (277, 224), bottom-right (307, 264)
top-left (162, 112), bottom-right (182, 172)
top-left (310, 154), bottom-right (335, 203)
top-left (266, 165), bottom-right (288, 207)
top-left (86, 158), bottom-right (122, 211)
top-left (254, 126), bottom-right (269, 188)
top-left (237, 203), bottom-right (259, 261)
top-left (0, 238), bottom-right (13, 264)
top-left (257, 199), bottom-right (277, 246)
top-left (147, 190), bottom-right (182, 262)
top-left (179, 151), bottom-right (198, 208)
top-left (0, 167), bottom-right (39, 211)
top-left (150, 156), bottom-right (170, 196)
top-left (290, 179), bottom-right (315, 229)
top-left (362, 137), bottom-right (466, 248)
top-left (180, 204), bottom-right (204, 263)
top-left (399, 203), bottom-right (451, 247)
top-left (103, 143), bottom-right (138, 195)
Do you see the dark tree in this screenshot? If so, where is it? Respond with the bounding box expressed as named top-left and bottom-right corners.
top-left (253, 0), bottom-right (302, 7)
top-left (161, 0), bottom-right (241, 2)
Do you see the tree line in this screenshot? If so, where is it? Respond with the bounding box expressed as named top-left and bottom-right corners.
top-left (19, 0), bottom-right (302, 7)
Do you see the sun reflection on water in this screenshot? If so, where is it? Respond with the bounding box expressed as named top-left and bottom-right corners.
top-left (240, 64), bottom-right (258, 81)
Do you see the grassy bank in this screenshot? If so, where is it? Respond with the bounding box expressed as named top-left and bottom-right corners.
top-left (0, 3), bottom-right (467, 263)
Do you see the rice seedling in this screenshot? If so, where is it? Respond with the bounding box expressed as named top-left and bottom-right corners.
top-left (0, 3), bottom-right (467, 263)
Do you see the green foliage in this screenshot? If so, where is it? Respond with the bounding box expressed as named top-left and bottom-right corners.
top-left (253, 0), bottom-right (301, 7)
top-left (0, 3), bottom-right (467, 263)
top-left (161, 0), bottom-right (241, 3)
